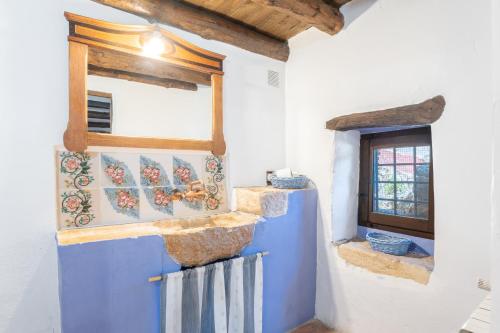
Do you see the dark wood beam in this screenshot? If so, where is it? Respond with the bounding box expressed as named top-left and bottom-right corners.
top-left (88, 66), bottom-right (198, 91)
top-left (87, 47), bottom-right (212, 85)
top-left (326, 96), bottom-right (446, 131)
top-left (250, 0), bottom-right (344, 35)
top-left (91, 0), bottom-right (290, 61)
top-left (325, 0), bottom-right (353, 7)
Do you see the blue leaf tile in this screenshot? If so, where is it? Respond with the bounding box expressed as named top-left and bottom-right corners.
top-left (173, 156), bottom-right (199, 186)
top-left (104, 188), bottom-right (140, 218)
top-left (143, 187), bottom-right (174, 215)
top-left (101, 154), bottom-right (137, 187)
top-left (140, 156), bottom-right (170, 187)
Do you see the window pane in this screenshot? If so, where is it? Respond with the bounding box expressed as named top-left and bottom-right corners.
top-left (396, 183), bottom-right (414, 200)
top-left (396, 201), bottom-right (415, 217)
top-left (416, 204), bottom-right (429, 219)
top-left (396, 165), bottom-right (414, 181)
top-left (416, 164), bottom-right (430, 182)
top-left (377, 148), bottom-right (394, 164)
top-left (416, 146), bottom-right (431, 163)
top-left (376, 200), bottom-right (394, 214)
top-left (377, 183), bottom-right (394, 199)
top-left (377, 165), bottom-right (394, 181)
top-left (366, 131), bottom-right (432, 230)
top-left (416, 183), bottom-right (429, 202)
top-left (396, 147), bottom-right (414, 164)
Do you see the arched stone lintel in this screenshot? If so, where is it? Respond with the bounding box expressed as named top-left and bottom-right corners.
top-left (326, 95), bottom-right (446, 131)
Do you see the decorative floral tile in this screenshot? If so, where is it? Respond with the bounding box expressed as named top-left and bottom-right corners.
top-left (55, 148), bottom-right (229, 230)
top-left (101, 154), bottom-right (138, 187)
top-left (58, 189), bottom-right (100, 229)
top-left (103, 188), bottom-right (140, 219)
top-left (205, 184), bottom-right (227, 211)
top-left (173, 197), bottom-right (205, 218)
top-left (57, 151), bottom-right (99, 190)
top-left (204, 155), bottom-right (227, 212)
top-left (172, 155), bottom-right (204, 212)
top-left (173, 155), bottom-right (202, 186)
top-left (142, 187), bottom-right (174, 215)
top-left (140, 155), bottom-right (171, 187)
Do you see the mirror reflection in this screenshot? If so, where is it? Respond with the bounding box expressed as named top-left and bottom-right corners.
top-left (87, 74), bottom-right (213, 140)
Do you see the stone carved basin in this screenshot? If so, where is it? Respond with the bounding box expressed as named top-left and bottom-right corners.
top-left (155, 212), bottom-right (260, 267)
top-left (57, 211), bottom-right (261, 267)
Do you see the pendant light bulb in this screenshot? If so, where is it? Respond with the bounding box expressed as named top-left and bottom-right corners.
top-left (142, 30), bottom-right (165, 57)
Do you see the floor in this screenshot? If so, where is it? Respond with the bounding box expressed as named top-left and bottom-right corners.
top-left (290, 320), bottom-right (335, 333)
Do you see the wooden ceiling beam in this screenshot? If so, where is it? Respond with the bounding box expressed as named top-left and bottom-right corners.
top-left (91, 0), bottom-right (290, 61)
top-left (249, 0), bottom-right (345, 35)
top-left (326, 96), bottom-right (446, 131)
top-left (88, 66), bottom-right (198, 91)
top-left (324, 0), bottom-right (353, 7)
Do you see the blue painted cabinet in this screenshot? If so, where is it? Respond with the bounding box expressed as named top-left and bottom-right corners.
top-left (58, 190), bottom-right (317, 333)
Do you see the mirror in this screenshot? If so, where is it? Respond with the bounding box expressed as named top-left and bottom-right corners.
top-left (87, 75), bottom-right (213, 140)
top-left (64, 12), bottom-right (226, 155)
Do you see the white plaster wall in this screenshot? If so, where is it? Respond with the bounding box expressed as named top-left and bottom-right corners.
top-left (286, 0), bottom-right (493, 332)
top-left (0, 1), bottom-right (286, 331)
top-left (491, 0), bottom-right (500, 331)
top-left (0, 2), bottom-right (66, 332)
top-left (331, 131), bottom-right (360, 244)
top-left (88, 75), bottom-right (213, 139)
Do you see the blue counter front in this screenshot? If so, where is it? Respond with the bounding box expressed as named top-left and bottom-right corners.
top-left (57, 189), bottom-right (317, 333)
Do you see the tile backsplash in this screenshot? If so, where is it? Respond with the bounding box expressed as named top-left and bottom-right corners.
top-left (55, 147), bottom-right (228, 230)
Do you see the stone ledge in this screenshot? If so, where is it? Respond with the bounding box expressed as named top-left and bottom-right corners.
top-left (57, 211), bottom-right (260, 246)
top-left (337, 241), bottom-right (434, 285)
top-left (235, 186), bottom-right (309, 218)
top-left (57, 211), bottom-right (261, 267)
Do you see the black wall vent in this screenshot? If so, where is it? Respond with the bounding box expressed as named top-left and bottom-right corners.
top-left (88, 91), bottom-right (112, 134)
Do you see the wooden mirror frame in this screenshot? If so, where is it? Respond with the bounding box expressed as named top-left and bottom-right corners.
top-left (64, 12), bottom-right (226, 155)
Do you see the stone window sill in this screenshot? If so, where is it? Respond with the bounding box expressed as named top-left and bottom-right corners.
top-left (337, 240), bottom-right (434, 285)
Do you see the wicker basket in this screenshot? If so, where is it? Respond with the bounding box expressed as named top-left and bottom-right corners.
top-left (366, 232), bottom-right (411, 256)
top-left (269, 175), bottom-right (309, 189)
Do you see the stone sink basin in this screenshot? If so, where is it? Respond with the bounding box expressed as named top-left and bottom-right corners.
top-left (57, 211), bottom-right (261, 267)
top-left (154, 212), bottom-right (260, 267)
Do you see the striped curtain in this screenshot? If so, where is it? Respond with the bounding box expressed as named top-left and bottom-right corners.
top-left (161, 253), bottom-right (263, 333)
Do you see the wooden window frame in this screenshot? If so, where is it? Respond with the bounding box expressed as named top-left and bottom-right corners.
top-left (358, 127), bottom-right (434, 239)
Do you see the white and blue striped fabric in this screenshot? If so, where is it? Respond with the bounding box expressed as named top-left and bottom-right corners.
top-left (160, 253), bottom-right (263, 333)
